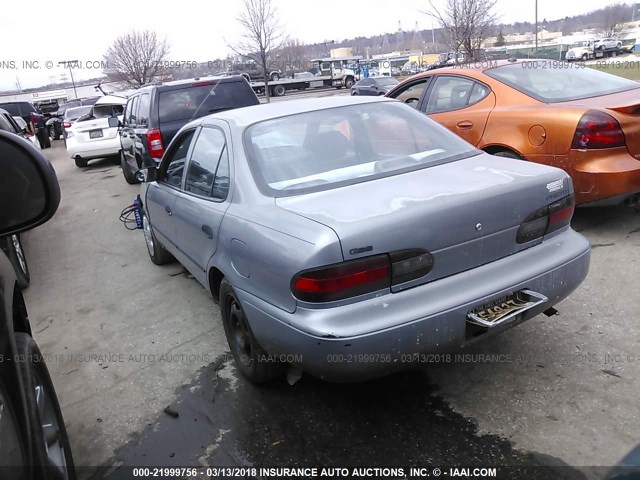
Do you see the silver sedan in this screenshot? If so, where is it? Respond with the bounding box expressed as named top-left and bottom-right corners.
top-left (139, 97), bottom-right (591, 383)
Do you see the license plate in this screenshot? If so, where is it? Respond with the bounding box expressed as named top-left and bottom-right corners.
top-left (467, 289), bottom-right (548, 328)
top-left (89, 129), bottom-right (103, 139)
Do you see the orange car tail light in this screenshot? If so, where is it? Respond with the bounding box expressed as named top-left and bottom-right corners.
top-left (516, 194), bottom-right (575, 244)
top-left (571, 110), bottom-right (625, 149)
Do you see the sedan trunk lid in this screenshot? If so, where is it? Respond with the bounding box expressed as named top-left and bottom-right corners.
top-left (276, 153), bottom-right (571, 288)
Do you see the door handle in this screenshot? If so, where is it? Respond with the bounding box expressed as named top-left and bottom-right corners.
top-left (456, 120), bottom-right (473, 129)
top-left (165, 205), bottom-right (172, 216)
top-left (201, 225), bottom-right (214, 239)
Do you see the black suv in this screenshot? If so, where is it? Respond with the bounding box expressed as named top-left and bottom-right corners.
top-left (0, 102), bottom-right (50, 149)
top-left (119, 76), bottom-right (260, 184)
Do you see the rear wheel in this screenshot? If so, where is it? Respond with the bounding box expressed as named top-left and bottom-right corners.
top-left (219, 279), bottom-right (284, 383)
top-left (351, 90), bottom-right (358, 96)
top-left (142, 214), bottom-right (174, 265)
top-left (74, 156), bottom-right (87, 168)
top-left (491, 149), bottom-right (523, 159)
top-left (120, 151), bottom-right (139, 185)
top-left (271, 84), bottom-right (286, 97)
top-left (270, 72), bottom-right (280, 81)
top-left (14, 333), bottom-right (76, 480)
top-left (4, 234), bottom-right (30, 289)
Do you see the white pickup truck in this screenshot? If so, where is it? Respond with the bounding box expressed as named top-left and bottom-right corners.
top-left (566, 38), bottom-right (623, 61)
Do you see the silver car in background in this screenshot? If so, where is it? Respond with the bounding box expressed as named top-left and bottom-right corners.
top-left (139, 97), bottom-right (590, 383)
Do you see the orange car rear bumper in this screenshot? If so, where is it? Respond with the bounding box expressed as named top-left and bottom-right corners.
top-left (555, 148), bottom-right (640, 205)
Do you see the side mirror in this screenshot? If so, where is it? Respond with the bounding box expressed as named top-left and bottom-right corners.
top-left (135, 166), bottom-right (157, 183)
top-left (108, 116), bottom-right (119, 128)
top-left (0, 131), bottom-right (61, 236)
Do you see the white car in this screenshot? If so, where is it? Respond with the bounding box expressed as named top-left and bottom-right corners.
top-left (594, 38), bottom-right (622, 50)
top-left (66, 95), bottom-right (127, 168)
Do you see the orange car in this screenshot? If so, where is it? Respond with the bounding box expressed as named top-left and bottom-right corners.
top-left (385, 59), bottom-right (640, 205)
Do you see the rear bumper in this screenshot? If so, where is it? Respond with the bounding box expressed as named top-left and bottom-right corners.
top-left (565, 148), bottom-right (640, 205)
top-left (66, 136), bottom-right (120, 160)
top-left (238, 229), bottom-right (591, 382)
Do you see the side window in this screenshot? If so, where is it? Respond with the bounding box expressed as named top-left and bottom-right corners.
top-left (124, 98), bottom-right (134, 125)
top-left (425, 76), bottom-right (477, 113)
top-left (388, 80), bottom-right (429, 107)
top-left (185, 127), bottom-right (229, 200)
top-left (126, 96), bottom-right (139, 125)
top-left (468, 82), bottom-right (490, 104)
top-left (137, 94), bottom-right (150, 126)
top-left (159, 130), bottom-right (196, 188)
top-left (0, 113), bottom-right (15, 133)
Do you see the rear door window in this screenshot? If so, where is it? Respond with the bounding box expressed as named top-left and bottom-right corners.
top-left (184, 127), bottom-right (229, 200)
top-left (158, 81), bottom-right (257, 123)
top-left (0, 104), bottom-right (20, 116)
top-left (137, 94), bottom-right (150, 126)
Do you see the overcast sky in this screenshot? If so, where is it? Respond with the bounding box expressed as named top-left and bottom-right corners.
top-left (0, 0), bottom-right (630, 91)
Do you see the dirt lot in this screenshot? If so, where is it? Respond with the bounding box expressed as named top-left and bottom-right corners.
top-left (21, 114), bottom-right (640, 477)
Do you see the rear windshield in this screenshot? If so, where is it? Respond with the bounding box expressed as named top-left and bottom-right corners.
top-left (245, 101), bottom-right (477, 196)
top-left (485, 61), bottom-right (640, 102)
top-left (0, 104), bottom-right (20, 116)
top-left (64, 106), bottom-right (92, 120)
top-left (92, 104), bottom-right (124, 119)
top-left (158, 81), bottom-right (257, 123)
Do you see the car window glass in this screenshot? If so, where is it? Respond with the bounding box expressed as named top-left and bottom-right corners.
top-left (246, 102), bottom-right (476, 194)
top-left (129, 96), bottom-right (139, 125)
top-left (185, 128), bottom-right (227, 198)
top-left (92, 104), bottom-right (124, 119)
top-left (0, 113), bottom-right (16, 133)
top-left (468, 82), bottom-right (491, 104)
top-left (158, 82), bottom-right (257, 123)
top-left (212, 147), bottom-right (230, 200)
top-left (425, 76), bottom-right (476, 113)
top-left (388, 80), bottom-right (428, 107)
top-left (137, 94), bottom-right (150, 126)
top-left (0, 104), bottom-right (20, 116)
top-left (160, 130), bottom-right (195, 187)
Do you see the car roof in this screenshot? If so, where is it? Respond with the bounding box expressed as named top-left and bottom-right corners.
top-left (94, 95), bottom-right (127, 106)
top-left (199, 96), bottom-right (395, 129)
top-left (136, 75), bottom-right (239, 92)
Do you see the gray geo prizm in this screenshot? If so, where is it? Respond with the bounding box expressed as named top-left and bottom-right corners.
top-left (139, 96), bottom-right (590, 383)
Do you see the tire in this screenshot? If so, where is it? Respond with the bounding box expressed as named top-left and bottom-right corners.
top-left (142, 214), bottom-right (174, 265)
top-left (120, 151), bottom-right (139, 185)
top-left (344, 77), bottom-right (355, 89)
top-left (219, 279), bottom-right (284, 384)
top-left (351, 90), bottom-right (358, 96)
top-left (617, 43), bottom-right (622, 49)
top-left (582, 53), bottom-right (588, 61)
top-left (378, 92), bottom-right (385, 96)
top-left (4, 234), bottom-right (30, 289)
top-left (48, 126), bottom-right (56, 141)
top-left (74, 157), bottom-right (87, 168)
top-left (270, 72), bottom-right (280, 81)
top-left (14, 333), bottom-right (76, 480)
top-left (492, 149), bottom-right (523, 159)
top-left (272, 84), bottom-right (286, 97)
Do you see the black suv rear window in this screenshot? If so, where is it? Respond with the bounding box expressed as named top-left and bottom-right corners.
top-left (158, 81), bottom-right (257, 123)
top-left (0, 104), bottom-right (20, 116)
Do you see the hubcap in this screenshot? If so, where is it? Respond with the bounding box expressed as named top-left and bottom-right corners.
top-left (229, 301), bottom-right (252, 367)
top-left (142, 216), bottom-right (155, 257)
top-left (33, 370), bottom-right (68, 477)
top-left (11, 235), bottom-right (27, 275)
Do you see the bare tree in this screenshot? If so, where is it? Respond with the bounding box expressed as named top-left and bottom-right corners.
top-left (424, 0), bottom-right (498, 62)
top-left (600, 3), bottom-right (629, 37)
top-left (230, 0), bottom-right (283, 102)
top-left (103, 31), bottom-right (170, 88)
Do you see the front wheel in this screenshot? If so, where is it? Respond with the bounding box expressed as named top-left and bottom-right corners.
top-left (142, 214), bottom-right (174, 265)
top-left (14, 333), bottom-right (76, 480)
top-left (4, 234), bottom-right (30, 289)
top-left (582, 53), bottom-right (588, 61)
top-left (270, 72), bottom-right (280, 81)
top-left (219, 279), bottom-right (284, 383)
top-left (344, 78), bottom-right (355, 89)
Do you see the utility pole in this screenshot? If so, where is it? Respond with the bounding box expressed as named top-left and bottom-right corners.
top-left (535, 0), bottom-right (538, 51)
top-left (58, 60), bottom-right (79, 99)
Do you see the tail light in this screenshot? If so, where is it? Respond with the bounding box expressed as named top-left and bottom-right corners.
top-left (63, 121), bottom-right (71, 128)
top-left (146, 129), bottom-right (164, 159)
top-left (571, 110), bottom-right (625, 149)
top-left (516, 194), bottom-right (575, 244)
top-left (291, 249), bottom-right (434, 303)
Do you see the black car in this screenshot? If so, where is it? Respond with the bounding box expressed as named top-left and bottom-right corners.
top-left (0, 102), bottom-right (50, 149)
top-left (350, 76), bottom-right (400, 96)
top-left (0, 130), bottom-right (75, 480)
top-left (225, 62), bottom-right (281, 82)
top-left (118, 76), bottom-right (260, 184)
